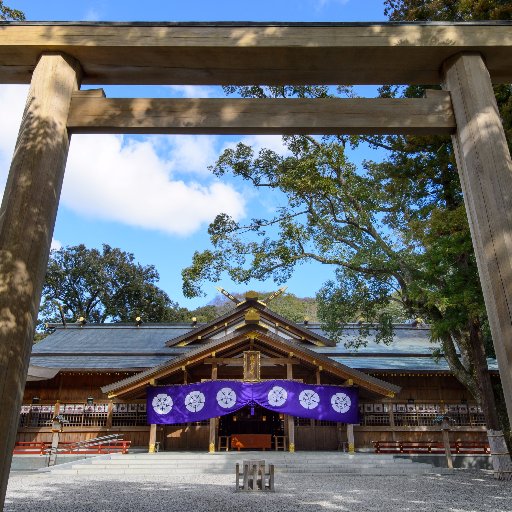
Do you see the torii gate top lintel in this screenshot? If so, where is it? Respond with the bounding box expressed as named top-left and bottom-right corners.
top-left (0, 21), bottom-right (512, 85)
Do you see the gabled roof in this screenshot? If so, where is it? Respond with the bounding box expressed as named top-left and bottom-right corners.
top-left (165, 295), bottom-right (335, 348)
top-left (102, 324), bottom-right (401, 399)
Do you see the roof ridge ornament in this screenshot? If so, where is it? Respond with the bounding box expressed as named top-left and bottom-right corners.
top-left (262, 286), bottom-right (287, 306)
top-left (215, 286), bottom-right (241, 305)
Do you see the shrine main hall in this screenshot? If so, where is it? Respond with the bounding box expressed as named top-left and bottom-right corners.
top-left (18, 291), bottom-right (494, 453)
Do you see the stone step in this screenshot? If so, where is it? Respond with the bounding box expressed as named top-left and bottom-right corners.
top-left (112, 452), bottom-right (398, 458)
top-left (51, 465), bottom-right (439, 476)
top-left (47, 452), bottom-right (447, 477)
top-left (78, 462), bottom-right (420, 470)
top-left (106, 455), bottom-right (403, 463)
top-left (93, 458), bottom-right (413, 466)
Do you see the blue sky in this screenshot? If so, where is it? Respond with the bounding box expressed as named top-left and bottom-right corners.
top-left (0, 1), bottom-right (389, 309)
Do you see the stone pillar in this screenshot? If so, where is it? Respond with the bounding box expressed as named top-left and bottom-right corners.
top-left (443, 52), bottom-right (512, 429)
top-left (441, 418), bottom-right (454, 469)
top-left (48, 416), bottom-right (63, 467)
top-left (488, 430), bottom-right (512, 480)
top-left (0, 52), bottom-right (81, 507)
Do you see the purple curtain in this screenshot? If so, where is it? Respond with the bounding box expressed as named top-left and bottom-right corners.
top-left (147, 380), bottom-right (359, 424)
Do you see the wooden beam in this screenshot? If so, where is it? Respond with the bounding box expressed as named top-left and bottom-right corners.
top-left (443, 53), bottom-right (512, 430)
top-left (0, 52), bottom-right (81, 507)
top-left (204, 357), bottom-right (299, 365)
top-left (66, 95), bottom-right (455, 135)
top-left (1, 23), bottom-right (512, 85)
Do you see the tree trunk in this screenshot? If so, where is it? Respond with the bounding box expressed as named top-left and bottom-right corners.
top-left (468, 321), bottom-right (500, 429)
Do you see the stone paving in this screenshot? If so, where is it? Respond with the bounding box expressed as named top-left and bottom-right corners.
top-left (5, 470), bottom-right (512, 512)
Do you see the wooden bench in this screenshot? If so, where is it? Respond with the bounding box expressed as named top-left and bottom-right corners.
top-left (374, 441), bottom-right (490, 455)
top-left (235, 459), bottom-right (275, 492)
top-left (231, 434), bottom-right (272, 451)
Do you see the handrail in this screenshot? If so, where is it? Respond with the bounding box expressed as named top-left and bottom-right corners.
top-left (373, 440), bottom-right (490, 455)
top-left (14, 436), bottom-right (131, 465)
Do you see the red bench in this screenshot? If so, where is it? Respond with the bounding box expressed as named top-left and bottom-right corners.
top-left (14, 440), bottom-right (131, 455)
top-left (373, 441), bottom-right (490, 455)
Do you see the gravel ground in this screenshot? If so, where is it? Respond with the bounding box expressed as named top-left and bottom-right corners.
top-left (5, 470), bottom-right (512, 512)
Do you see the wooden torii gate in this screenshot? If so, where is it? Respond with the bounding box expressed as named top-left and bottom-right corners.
top-left (1, 21), bottom-right (512, 499)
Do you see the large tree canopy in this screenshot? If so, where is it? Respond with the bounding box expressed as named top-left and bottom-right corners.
top-left (0, 1), bottom-right (24, 20)
top-left (182, 2), bottom-right (512, 446)
top-left (41, 244), bottom-right (188, 325)
top-left (384, 0), bottom-right (512, 20)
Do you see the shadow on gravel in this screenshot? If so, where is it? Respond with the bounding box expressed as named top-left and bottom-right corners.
top-left (5, 471), bottom-right (512, 512)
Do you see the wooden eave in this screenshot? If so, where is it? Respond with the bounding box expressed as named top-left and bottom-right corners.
top-left (165, 299), bottom-right (334, 348)
top-left (1, 22), bottom-right (512, 85)
top-left (102, 325), bottom-right (400, 399)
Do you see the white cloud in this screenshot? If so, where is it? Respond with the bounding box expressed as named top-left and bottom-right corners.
top-left (0, 85), bottom-right (246, 237)
top-left (167, 85), bottom-right (217, 98)
top-left (51, 239), bottom-right (62, 251)
top-left (157, 135), bottom-right (221, 177)
top-left (221, 135), bottom-right (290, 160)
top-left (83, 8), bottom-right (101, 21)
top-left (239, 135), bottom-right (291, 156)
top-left (315, 0), bottom-right (349, 8)
top-left (64, 134), bottom-right (245, 236)
top-left (0, 85), bottom-right (28, 185)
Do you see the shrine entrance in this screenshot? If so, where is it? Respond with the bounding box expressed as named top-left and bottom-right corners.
top-left (219, 405), bottom-right (284, 450)
top-left (220, 405), bottom-right (282, 436)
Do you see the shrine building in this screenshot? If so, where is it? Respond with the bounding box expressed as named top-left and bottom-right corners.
top-left (19, 291), bottom-right (497, 452)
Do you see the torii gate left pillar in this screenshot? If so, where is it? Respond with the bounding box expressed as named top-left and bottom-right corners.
top-left (0, 52), bottom-right (81, 505)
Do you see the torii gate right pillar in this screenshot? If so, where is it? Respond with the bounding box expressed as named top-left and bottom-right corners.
top-left (443, 52), bottom-right (512, 428)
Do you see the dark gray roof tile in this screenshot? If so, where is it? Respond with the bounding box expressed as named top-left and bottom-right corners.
top-left (33, 324), bottom-right (192, 354)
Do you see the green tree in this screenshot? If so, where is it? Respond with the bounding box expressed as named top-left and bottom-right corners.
top-left (41, 244), bottom-right (189, 325)
top-left (384, 0), bottom-right (512, 20)
top-left (0, 1), bottom-right (25, 20)
top-left (190, 291), bottom-right (319, 323)
top-left (182, 60), bottom-right (511, 456)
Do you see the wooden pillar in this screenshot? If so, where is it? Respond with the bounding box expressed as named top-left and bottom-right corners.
top-left (443, 52), bottom-right (512, 428)
top-left (148, 423), bottom-right (157, 453)
top-left (347, 424), bottom-right (355, 453)
top-left (310, 369), bottom-right (321, 429)
top-left (0, 52), bottom-right (81, 507)
top-left (106, 400), bottom-right (113, 430)
top-left (209, 363), bottom-right (217, 453)
top-left (287, 362), bottom-right (295, 453)
top-left (388, 402), bottom-right (396, 442)
top-left (343, 378), bottom-right (355, 453)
